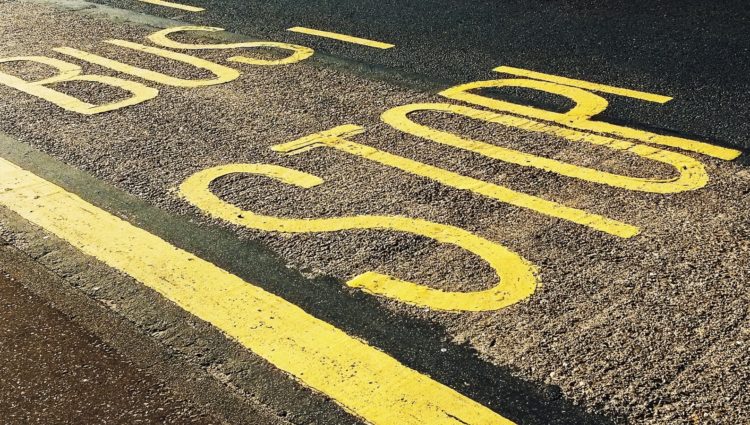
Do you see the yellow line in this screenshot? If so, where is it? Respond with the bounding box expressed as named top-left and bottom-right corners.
top-left (138, 0), bottom-right (205, 12)
top-left (0, 156), bottom-right (512, 425)
top-left (287, 26), bottom-right (395, 49)
top-left (495, 66), bottom-right (673, 104)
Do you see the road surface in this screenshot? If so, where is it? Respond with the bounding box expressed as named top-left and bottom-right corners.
top-left (0, 0), bottom-right (748, 423)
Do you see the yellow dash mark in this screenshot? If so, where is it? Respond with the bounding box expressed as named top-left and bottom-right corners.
top-left (495, 65), bottom-right (673, 104)
top-left (138, 0), bottom-right (205, 12)
top-left (287, 26), bottom-right (395, 49)
top-left (0, 156), bottom-right (513, 425)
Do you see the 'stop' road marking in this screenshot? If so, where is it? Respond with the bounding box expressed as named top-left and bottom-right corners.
top-left (138, 0), bottom-right (204, 12)
top-left (287, 26), bottom-right (395, 49)
top-left (0, 155), bottom-right (512, 425)
top-left (495, 66), bottom-right (673, 104)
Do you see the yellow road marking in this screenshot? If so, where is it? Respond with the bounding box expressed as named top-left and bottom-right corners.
top-left (148, 26), bottom-right (315, 66)
top-left (495, 66), bottom-right (673, 103)
top-left (54, 40), bottom-right (240, 88)
top-left (382, 103), bottom-right (709, 194)
top-left (138, 0), bottom-right (204, 12)
top-left (0, 56), bottom-right (157, 114)
top-left (0, 156), bottom-right (513, 424)
top-left (180, 163), bottom-right (537, 312)
top-left (441, 73), bottom-right (741, 161)
top-left (287, 26), bottom-right (395, 49)
top-left (273, 125), bottom-right (640, 239)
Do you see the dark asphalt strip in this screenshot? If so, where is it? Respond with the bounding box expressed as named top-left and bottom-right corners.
top-left (0, 133), bottom-right (616, 425)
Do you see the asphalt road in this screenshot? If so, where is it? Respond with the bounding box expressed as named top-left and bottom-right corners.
top-left (88, 0), bottom-right (750, 153)
top-left (0, 0), bottom-right (748, 424)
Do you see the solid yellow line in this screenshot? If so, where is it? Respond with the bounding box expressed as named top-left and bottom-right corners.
top-left (495, 66), bottom-right (673, 104)
top-left (138, 0), bottom-right (204, 12)
top-left (0, 156), bottom-right (512, 425)
top-left (287, 26), bottom-right (395, 49)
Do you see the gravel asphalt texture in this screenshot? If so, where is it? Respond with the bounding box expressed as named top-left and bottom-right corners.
top-left (0, 1), bottom-right (749, 423)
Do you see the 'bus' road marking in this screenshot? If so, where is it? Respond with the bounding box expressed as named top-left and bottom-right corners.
top-left (138, 0), bottom-right (204, 12)
top-left (287, 26), bottom-right (395, 49)
top-left (0, 156), bottom-right (512, 425)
